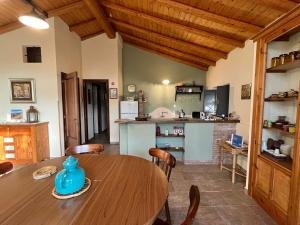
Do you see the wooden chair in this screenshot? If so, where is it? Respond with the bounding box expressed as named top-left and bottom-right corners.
top-left (153, 185), bottom-right (200, 225)
top-left (65, 144), bottom-right (104, 156)
top-left (149, 148), bottom-right (176, 181)
top-left (0, 162), bottom-right (13, 176)
top-left (149, 148), bottom-right (176, 224)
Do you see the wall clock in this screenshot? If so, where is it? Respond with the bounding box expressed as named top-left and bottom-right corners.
top-left (128, 84), bottom-right (136, 93)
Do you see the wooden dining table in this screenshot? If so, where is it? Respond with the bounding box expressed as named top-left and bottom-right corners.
top-left (0, 155), bottom-right (169, 225)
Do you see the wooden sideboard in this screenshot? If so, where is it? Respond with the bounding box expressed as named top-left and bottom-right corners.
top-left (0, 122), bottom-right (50, 164)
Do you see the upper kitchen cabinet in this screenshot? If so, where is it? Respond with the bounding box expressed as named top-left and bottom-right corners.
top-left (249, 6), bottom-right (300, 225)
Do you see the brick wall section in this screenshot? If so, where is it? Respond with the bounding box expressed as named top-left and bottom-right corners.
top-left (212, 123), bottom-right (237, 164)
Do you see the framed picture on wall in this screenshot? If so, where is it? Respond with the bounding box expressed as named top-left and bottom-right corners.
top-left (9, 78), bottom-right (36, 103)
top-left (241, 83), bottom-right (251, 100)
top-left (109, 88), bottom-right (118, 99)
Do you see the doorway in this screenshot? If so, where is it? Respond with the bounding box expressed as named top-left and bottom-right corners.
top-left (83, 79), bottom-right (110, 144)
top-left (61, 72), bottom-right (81, 149)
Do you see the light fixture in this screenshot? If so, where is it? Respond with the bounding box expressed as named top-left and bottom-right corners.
top-left (162, 79), bottom-right (170, 85)
top-left (19, 0), bottom-right (49, 29)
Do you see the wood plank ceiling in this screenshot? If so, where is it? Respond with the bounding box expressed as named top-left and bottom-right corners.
top-left (0, 0), bottom-right (299, 70)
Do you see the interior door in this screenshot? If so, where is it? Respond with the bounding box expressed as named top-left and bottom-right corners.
top-left (62, 72), bottom-right (81, 149)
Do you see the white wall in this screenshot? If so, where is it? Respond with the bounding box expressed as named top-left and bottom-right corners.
top-left (0, 18), bottom-right (62, 156)
top-left (54, 17), bottom-right (82, 153)
top-left (206, 40), bottom-right (257, 188)
top-left (81, 34), bottom-right (123, 143)
top-left (207, 40), bottom-right (256, 141)
top-left (0, 17), bottom-right (83, 157)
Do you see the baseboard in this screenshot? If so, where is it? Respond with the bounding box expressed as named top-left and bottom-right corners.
top-left (109, 142), bottom-right (119, 145)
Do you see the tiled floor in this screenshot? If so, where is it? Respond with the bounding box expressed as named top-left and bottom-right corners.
top-left (164, 163), bottom-right (276, 225)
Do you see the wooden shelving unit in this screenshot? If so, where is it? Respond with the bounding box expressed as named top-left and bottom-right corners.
top-left (266, 59), bottom-right (300, 73)
top-left (175, 85), bottom-right (203, 100)
top-left (260, 152), bottom-right (293, 172)
top-left (262, 126), bottom-right (295, 137)
top-left (264, 96), bottom-right (298, 102)
top-left (249, 10), bottom-right (300, 225)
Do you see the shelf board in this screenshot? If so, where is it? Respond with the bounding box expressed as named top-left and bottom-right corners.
top-left (263, 126), bottom-right (295, 137)
top-left (159, 147), bottom-right (185, 152)
top-left (264, 96), bottom-right (298, 102)
top-left (156, 134), bottom-right (185, 138)
top-left (266, 59), bottom-right (300, 73)
top-left (260, 152), bottom-right (292, 172)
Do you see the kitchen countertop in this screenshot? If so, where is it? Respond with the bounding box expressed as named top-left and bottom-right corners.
top-left (115, 118), bottom-right (240, 124)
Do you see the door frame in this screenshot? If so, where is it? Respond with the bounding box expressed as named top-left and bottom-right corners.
top-left (61, 72), bottom-right (81, 149)
top-left (83, 79), bottom-right (110, 143)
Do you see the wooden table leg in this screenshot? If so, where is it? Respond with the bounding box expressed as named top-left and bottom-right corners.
top-left (220, 147), bottom-right (224, 171)
top-left (232, 153), bottom-right (237, 184)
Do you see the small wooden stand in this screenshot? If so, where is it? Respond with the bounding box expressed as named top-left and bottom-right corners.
top-left (219, 140), bottom-right (248, 184)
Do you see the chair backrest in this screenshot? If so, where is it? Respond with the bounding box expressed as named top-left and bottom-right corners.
top-left (149, 148), bottom-right (176, 181)
top-left (0, 162), bottom-right (13, 176)
top-left (181, 185), bottom-right (200, 225)
top-left (66, 144), bottom-right (104, 155)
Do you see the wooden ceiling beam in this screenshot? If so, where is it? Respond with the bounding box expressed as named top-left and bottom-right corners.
top-left (0, 21), bottom-right (23, 35)
top-left (155, 0), bottom-right (263, 34)
top-left (120, 32), bottom-right (212, 67)
top-left (251, 0), bottom-right (297, 12)
top-left (69, 19), bottom-right (98, 32)
top-left (124, 38), bottom-right (208, 71)
top-left (47, 1), bottom-right (86, 17)
top-left (112, 19), bottom-right (220, 64)
top-left (102, 1), bottom-right (244, 48)
top-left (83, 0), bottom-right (115, 38)
top-left (81, 31), bottom-right (104, 41)
top-left (111, 18), bottom-right (227, 60)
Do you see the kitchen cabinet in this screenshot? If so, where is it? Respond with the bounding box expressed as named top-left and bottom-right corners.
top-left (0, 122), bottom-right (49, 164)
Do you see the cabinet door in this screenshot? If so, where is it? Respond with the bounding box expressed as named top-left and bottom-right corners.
top-left (272, 168), bottom-right (290, 214)
top-left (256, 158), bottom-right (272, 197)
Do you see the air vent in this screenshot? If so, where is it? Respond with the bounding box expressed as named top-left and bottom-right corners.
top-left (23, 46), bottom-right (42, 63)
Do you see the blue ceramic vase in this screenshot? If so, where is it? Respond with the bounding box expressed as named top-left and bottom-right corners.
top-left (55, 156), bottom-right (85, 195)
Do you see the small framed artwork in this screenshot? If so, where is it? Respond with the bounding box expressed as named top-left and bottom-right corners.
top-left (9, 78), bottom-right (36, 103)
top-left (241, 83), bottom-right (251, 100)
top-left (10, 109), bottom-right (24, 122)
top-left (109, 88), bottom-right (118, 99)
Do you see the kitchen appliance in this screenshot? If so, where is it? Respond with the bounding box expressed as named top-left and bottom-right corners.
top-left (179, 109), bottom-right (185, 118)
top-left (120, 101), bottom-right (138, 120)
top-left (192, 111), bottom-right (200, 118)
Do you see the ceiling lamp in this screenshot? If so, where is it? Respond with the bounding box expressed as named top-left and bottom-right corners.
top-left (19, 0), bottom-right (49, 29)
top-left (162, 79), bottom-right (170, 85)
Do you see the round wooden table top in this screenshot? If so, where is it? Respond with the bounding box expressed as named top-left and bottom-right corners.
top-left (0, 155), bottom-right (169, 225)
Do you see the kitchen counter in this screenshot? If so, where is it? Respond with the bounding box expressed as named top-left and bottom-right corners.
top-left (115, 118), bottom-right (240, 124)
top-left (118, 118), bottom-right (238, 164)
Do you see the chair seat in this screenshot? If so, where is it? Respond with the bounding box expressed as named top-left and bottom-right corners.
top-left (153, 218), bottom-right (169, 225)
